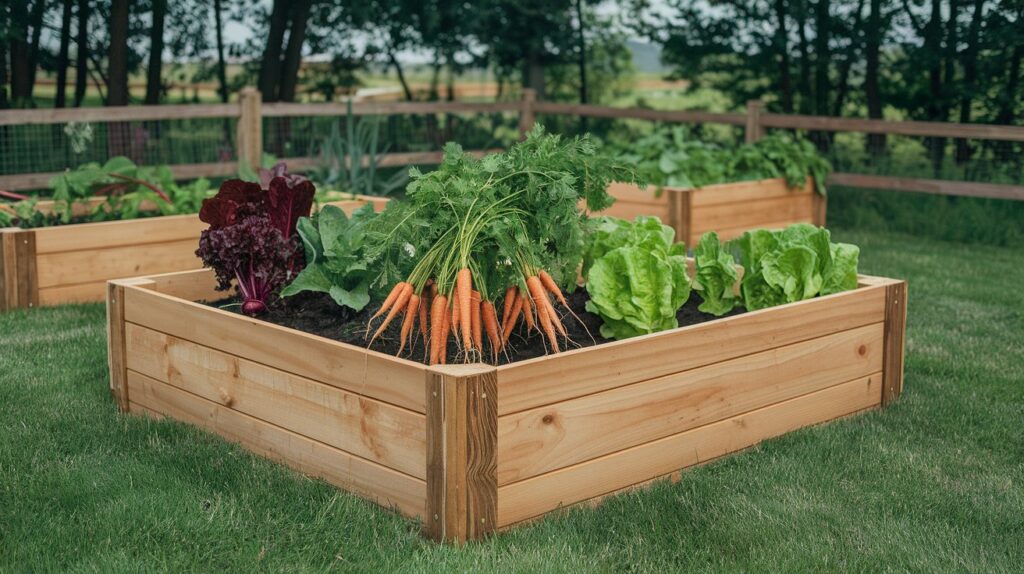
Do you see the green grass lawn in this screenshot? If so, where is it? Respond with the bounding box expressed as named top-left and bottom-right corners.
top-left (1, 227), bottom-right (1022, 572)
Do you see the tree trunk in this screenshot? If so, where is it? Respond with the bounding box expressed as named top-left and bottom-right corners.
top-left (832, 0), bottom-right (865, 117)
top-left (214, 0), bottom-right (229, 103)
top-left (813, 0), bottom-right (830, 117)
top-left (923, 0), bottom-right (945, 174)
top-left (773, 0), bottom-right (794, 113)
top-left (388, 49), bottom-right (414, 101)
top-left (796, 1), bottom-right (813, 114)
top-left (995, 43), bottom-right (1022, 125)
top-left (107, 0), bottom-right (131, 162)
top-left (25, 0), bottom-right (46, 101)
top-left (956, 0), bottom-right (984, 162)
top-left (576, 0), bottom-right (588, 105)
top-left (446, 54), bottom-right (456, 102)
top-left (145, 0), bottom-right (167, 105)
top-left (74, 0), bottom-right (90, 107)
top-left (56, 0), bottom-right (74, 108)
top-left (9, 2), bottom-right (32, 106)
top-left (524, 50), bottom-right (546, 100)
top-left (278, 0), bottom-right (312, 103)
top-left (258, 0), bottom-right (290, 103)
top-left (864, 0), bottom-right (885, 154)
top-left (0, 34), bottom-right (7, 109)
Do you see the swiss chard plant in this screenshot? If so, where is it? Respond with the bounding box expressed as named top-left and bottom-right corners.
top-left (196, 170), bottom-right (315, 315)
top-left (1, 156), bottom-right (215, 228)
top-left (583, 216), bottom-right (691, 339)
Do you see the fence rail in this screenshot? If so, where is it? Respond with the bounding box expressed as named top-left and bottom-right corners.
top-left (0, 88), bottom-right (1022, 201)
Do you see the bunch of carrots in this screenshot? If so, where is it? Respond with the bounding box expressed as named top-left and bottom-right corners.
top-left (366, 266), bottom-right (574, 364)
top-left (365, 198), bottom-right (581, 364)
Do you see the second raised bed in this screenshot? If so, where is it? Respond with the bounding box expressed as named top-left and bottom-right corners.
top-left (595, 177), bottom-right (825, 246)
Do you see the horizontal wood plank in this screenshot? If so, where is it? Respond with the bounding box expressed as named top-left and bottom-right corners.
top-left (34, 214), bottom-right (205, 254)
top-left (122, 285), bottom-right (427, 413)
top-left (36, 238), bottom-right (201, 289)
top-left (131, 268), bottom-right (223, 302)
top-left (126, 323), bottom-right (427, 478)
top-left (827, 172), bottom-right (1024, 202)
top-left (689, 193), bottom-right (816, 237)
top-left (38, 281), bottom-right (107, 305)
top-left (688, 178), bottom-right (812, 207)
top-left (127, 371), bottom-right (426, 518)
top-left (760, 112), bottom-right (1024, 142)
top-left (533, 102), bottom-right (748, 125)
top-left (0, 103), bottom-right (240, 126)
top-left (496, 284), bottom-right (886, 416)
top-left (497, 372), bottom-right (882, 527)
top-left (497, 323), bottom-right (884, 485)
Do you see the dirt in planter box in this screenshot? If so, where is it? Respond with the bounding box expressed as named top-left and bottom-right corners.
top-left (208, 289), bottom-right (744, 365)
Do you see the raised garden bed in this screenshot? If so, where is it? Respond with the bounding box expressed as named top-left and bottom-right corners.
top-left (596, 177), bottom-right (825, 246)
top-left (0, 195), bottom-right (388, 310)
top-left (107, 266), bottom-right (906, 543)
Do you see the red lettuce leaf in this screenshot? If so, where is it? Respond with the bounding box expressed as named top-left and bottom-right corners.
top-left (199, 179), bottom-right (265, 228)
top-left (266, 176), bottom-right (315, 238)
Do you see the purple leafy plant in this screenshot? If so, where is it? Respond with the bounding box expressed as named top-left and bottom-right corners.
top-left (196, 173), bottom-right (315, 315)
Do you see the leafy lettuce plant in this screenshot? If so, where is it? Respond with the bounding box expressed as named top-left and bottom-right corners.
top-left (734, 223), bottom-right (859, 311)
top-left (195, 173), bottom-right (315, 315)
top-left (692, 232), bottom-right (740, 316)
top-left (583, 216), bottom-right (691, 339)
top-left (280, 202), bottom-right (377, 312)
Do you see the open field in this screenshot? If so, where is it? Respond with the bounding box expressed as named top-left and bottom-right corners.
top-left (1, 226), bottom-right (1021, 571)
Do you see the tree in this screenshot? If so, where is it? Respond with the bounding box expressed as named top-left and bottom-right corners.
top-left (257, 0), bottom-right (290, 102)
top-left (278, 0), bottom-right (314, 103)
top-left (213, 0), bottom-right (229, 103)
top-left (107, 0), bottom-right (130, 106)
top-left (74, 0), bottom-right (90, 106)
top-left (56, 0), bottom-right (74, 108)
top-left (145, 0), bottom-right (168, 104)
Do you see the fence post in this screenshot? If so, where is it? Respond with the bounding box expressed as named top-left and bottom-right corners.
top-left (237, 87), bottom-right (263, 172)
top-left (745, 99), bottom-right (765, 144)
top-left (518, 88), bottom-right (537, 139)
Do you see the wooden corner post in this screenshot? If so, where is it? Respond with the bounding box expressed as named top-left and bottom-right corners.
top-left (518, 88), bottom-right (537, 140)
top-left (745, 99), bottom-right (765, 144)
top-left (107, 278), bottom-right (155, 412)
top-left (425, 364), bottom-right (498, 543)
top-left (237, 87), bottom-right (263, 172)
top-left (666, 189), bottom-right (693, 247)
top-left (881, 280), bottom-right (908, 406)
top-left (1, 227), bottom-right (38, 311)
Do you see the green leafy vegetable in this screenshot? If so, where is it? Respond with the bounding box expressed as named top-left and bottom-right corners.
top-left (583, 216), bottom-right (691, 339)
top-left (735, 223), bottom-right (860, 311)
top-left (280, 203), bottom-right (378, 312)
top-left (606, 128), bottom-right (831, 195)
top-left (693, 232), bottom-right (740, 316)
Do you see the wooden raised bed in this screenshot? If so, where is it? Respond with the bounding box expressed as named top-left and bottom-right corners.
top-left (0, 195), bottom-right (388, 311)
top-left (595, 177), bottom-right (825, 245)
top-left (107, 266), bottom-right (906, 543)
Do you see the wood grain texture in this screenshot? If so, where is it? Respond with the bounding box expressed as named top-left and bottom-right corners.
top-left (425, 365), bottom-right (498, 543)
top-left (826, 172), bottom-right (1024, 202)
top-left (497, 323), bottom-right (884, 485)
top-left (33, 213), bottom-right (205, 254)
top-left (689, 194), bottom-right (816, 237)
top-left (129, 268), bottom-right (222, 302)
top-left (35, 238), bottom-right (201, 290)
top-left (497, 372), bottom-right (882, 527)
top-left (882, 281), bottom-right (909, 406)
top-left (127, 370), bottom-right (426, 518)
top-left (125, 323), bottom-right (427, 478)
top-left (1, 228), bottom-right (37, 310)
top-left (496, 284), bottom-right (887, 416)
top-left (107, 278), bottom-right (154, 411)
top-left (122, 285), bottom-right (427, 413)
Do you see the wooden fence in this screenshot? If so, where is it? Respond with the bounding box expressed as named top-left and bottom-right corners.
top-left (1, 88), bottom-right (1022, 201)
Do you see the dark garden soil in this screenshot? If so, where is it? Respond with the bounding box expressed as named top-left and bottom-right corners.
top-left (209, 289), bottom-right (744, 365)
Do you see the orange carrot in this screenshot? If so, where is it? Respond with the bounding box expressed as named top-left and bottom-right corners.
top-left (451, 290), bottom-right (461, 333)
top-left (502, 295), bottom-right (525, 346)
top-left (418, 289), bottom-right (430, 340)
top-left (482, 300), bottom-right (501, 359)
top-left (538, 270), bottom-right (568, 307)
top-left (366, 281), bottom-right (408, 335)
top-left (439, 305), bottom-right (451, 364)
top-left (455, 267), bottom-right (473, 350)
top-left (527, 275), bottom-right (560, 352)
top-left (539, 289), bottom-right (567, 337)
top-left (470, 290), bottom-right (483, 353)
top-left (520, 292), bottom-right (536, 332)
top-left (501, 286), bottom-right (517, 325)
top-left (429, 295), bottom-right (447, 365)
top-left (398, 294), bottom-right (419, 355)
top-left (371, 283), bottom-right (413, 342)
